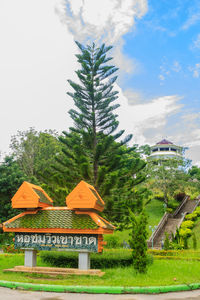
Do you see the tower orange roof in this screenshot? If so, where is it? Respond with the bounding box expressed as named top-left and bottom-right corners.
top-left (66, 180), bottom-right (105, 212)
top-left (11, 181), bottom-right (53, 209)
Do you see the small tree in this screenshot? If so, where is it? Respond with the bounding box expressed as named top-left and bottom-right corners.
top-left (129, 209), bottom-right (148, 273)
top-left (146, 157), bottom-right (190, 206)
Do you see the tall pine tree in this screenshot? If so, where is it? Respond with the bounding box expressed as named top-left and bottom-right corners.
top-left (49, 41), bottom-right (148, 219)
top-left (55, 42), bottom-right (132, 193)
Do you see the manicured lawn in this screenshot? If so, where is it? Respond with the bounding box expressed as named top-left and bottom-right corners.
top-left (1, 253), bottom-right (200, 287)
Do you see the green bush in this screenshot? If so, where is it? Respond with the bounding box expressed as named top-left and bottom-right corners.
top-left (195, 207), bottom-right (200, 216)
top-left (181, 220), bottom-right (194, 229)
top-left (185, 212), bottom-right (198, 221)
top-left (2, 243), bottom-right (23, 253)
top-left (167, 200), bottom-right (179, 210)
top-left (40, 250), bottom-right (133, 269)
top-left (163, 232), bottom-right (170, 250)
top-left (154, 193), bottom-right (164, 201)
top-left (166, 208), bottom-right (173, 214)
top-left (148, 249), bottom-right (200, 256)
top-left (0, 232), bottom-right (14, 246)
top-left (179, 228), bottom-right (192, 238)
top-left (104, 235), bottom-right (121, 249)
top-left (190, 193), bottom-right (199, 200)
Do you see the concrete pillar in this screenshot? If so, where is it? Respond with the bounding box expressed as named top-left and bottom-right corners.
top-left (24, 249), bottom-right (37, 267)
top-left (78, 252), bottom-right (90, 270)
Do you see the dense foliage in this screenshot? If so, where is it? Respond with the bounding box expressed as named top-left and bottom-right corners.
top-left (0, 156), bottom-right (28, 222)
top-left (145, 157), bottom-right (191, 206)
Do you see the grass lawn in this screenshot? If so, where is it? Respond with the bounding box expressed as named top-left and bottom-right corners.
top-left (146, 198), bottom-right (165, 235)
top-left (1, 253), bottom-right (200, 287)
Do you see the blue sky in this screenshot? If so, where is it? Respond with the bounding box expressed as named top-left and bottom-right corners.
top-left (0, 0), bottom-right (200, 165)
top-left (122, 0), bottom-right (200, 101)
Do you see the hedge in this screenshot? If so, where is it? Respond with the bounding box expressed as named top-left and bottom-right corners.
top-left (155, 255), bottom-right (200, 261)
top-left (148, 249), bottom-right (200, 257)
top-left (40, 250), bottom-right (133, 269)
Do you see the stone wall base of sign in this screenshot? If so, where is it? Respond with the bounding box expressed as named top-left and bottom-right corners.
top-left (24, 249), bottom-right (37, 267)
top-left (3, 266), bottom-right (104, 277)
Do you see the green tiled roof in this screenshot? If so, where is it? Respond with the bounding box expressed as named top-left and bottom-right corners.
top-left (89, 188), bottom-right (104, 207)
top-left (5, 210), bottom-right (98, 230)
top-left (33, 188), bottom-right (52, 206)
top-left (99, 216), bottom-right (115, 230)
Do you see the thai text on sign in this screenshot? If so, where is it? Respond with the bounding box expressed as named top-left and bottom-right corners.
top-left (15, 233), bottom-right (98, 252)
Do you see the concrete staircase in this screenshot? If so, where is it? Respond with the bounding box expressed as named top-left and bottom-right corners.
top-left (153, 217), bottom-right (182, 248)
top-left (174, 200), bottom-right (198, 218)
top-left (147, 196), bottom-right (200, 249)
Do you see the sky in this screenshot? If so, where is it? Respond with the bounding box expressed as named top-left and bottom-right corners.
top-left (0, 0), bottom-right (200, 165)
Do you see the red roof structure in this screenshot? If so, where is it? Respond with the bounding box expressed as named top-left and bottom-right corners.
top-left (156, 139), bottom-right (173, 145)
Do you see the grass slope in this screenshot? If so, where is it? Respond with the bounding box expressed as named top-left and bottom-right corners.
top-left (104, 198), bottom-right (164, 246)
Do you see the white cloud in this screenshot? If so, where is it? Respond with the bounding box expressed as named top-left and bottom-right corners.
top-left (182, 11), bottom-right (200, 30)
top-left (0, 0), bottom-right (76, 154)
top-left (192, 33), bottom-right (200, 49)
top-left (115, 86), bottom-right (182, 145)
top-left (189, 63), bottom-right (200, 78)
top-left (159, 74), bottom-right (165, 81)
top-left (172, 61), bottom-right (181, 73)
top-left (123, 89), bottom-right (144, 105)
top-left (56, 0), bottom-right (148, 73)
top-left (112, 41), bottom-right (138, 74)
top-left (56, 0), bottom-right (148, 44)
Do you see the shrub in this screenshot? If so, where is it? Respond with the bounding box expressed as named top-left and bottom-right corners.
top-left (192, 232), bottom-right (197, 250)
top-left (40, 250), bottom-right (133, 269)
top-left (129, 210), bottom-right (148, 273)
top-left (181, 220), bottom-right (194, 229)
top-left (2, 243), bottom-right (23, 253)
top-left (190, 192), bottom-right (199, 200)
top-left (0, 232), bottom-right (14, 246)
top-left (179, 228), bottom-right (192, 238)
top-left (195, 207), bottom-right (200, 216)
top-left (154, 193), bottom-right (164, 201)
top-left (185, 212), bottom-right (198, 221)
top-left (104, 235), bottom-right (120, 249)
top-left (167, 200), bottom-right (179, 210)
top-left (163, 232), bottom-right (170, 250)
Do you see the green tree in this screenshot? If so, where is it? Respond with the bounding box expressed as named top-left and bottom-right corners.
top-left (0, 156), bottom-right (28, 222)
top-left (129, 209), bottom-right (148, 273)
top-left (107, 149), bottom-right (150, 226)
top-left (188, 166), bottom-right (200, 181)
top-left (146, 157), bottom-right (190, 206)
top-left (9, 128), bottom-right (68, 205)
top-left (10, 128), bottom-right (62, 181)
top-left (55, 42), bottom-right (134, 196)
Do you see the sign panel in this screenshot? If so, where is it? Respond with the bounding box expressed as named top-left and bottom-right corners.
top-left (15, 233), bottom-right (98, 252)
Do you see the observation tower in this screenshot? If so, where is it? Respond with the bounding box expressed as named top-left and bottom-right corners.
top-left (148, 139), bottom-right (183, 161)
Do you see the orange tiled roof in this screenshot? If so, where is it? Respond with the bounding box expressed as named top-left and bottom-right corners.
top-left (66, 181), bottom-right (105, 212)
top-left (12, 181), bottom-right (53, 209)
